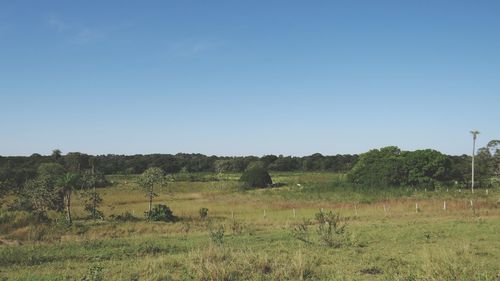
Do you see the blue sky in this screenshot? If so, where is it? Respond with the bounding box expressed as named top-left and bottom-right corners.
top-left (1, 0), bottom-right (499, 156)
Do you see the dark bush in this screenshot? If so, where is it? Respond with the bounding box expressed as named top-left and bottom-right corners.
top-left (199, 207), bottom-right (208, 220)
top-left (146, 204), bottom-right (177, 222)
top-left (109, 211), bottom-right (140, 222)
top-left (240, 167), bottom-right (272, 188)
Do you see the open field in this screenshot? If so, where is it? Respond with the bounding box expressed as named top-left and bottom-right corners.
top-left (1, 172), bottom-right (500, 280)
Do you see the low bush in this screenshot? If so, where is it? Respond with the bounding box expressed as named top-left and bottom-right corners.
top-left (315, 210), bottom-right (348, 248)
top-left (109, 211), bottom-right (140, 222)
top-left (209, 225), bottom-right (225, 245)
top-left (290, 219), bottom-right (312, 244)
top-left (146, 204), bottom-right (177, 222)
top-left (198, 208), bottom-right (208, 220)
top-left (290, 210), bottom-right (352, 248)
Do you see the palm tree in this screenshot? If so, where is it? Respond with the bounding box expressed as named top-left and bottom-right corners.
top-left (470, 130), bottom-right (480, 193)
top-left (57, 172), bottom-right (80, 224)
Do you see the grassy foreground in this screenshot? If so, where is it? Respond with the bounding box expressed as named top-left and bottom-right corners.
top-left (1, 173), bottom-right (499, 280)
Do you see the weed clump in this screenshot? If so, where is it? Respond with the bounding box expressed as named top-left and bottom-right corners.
top-left (290, 210), bottom-right (352, 248)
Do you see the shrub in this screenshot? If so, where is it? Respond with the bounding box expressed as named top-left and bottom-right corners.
top-left (240, 167), bottom-right (273, 188)
top-left (290, 219), bottom-right (312, 244)
top-left (315, 210), bottom-right (349, 248)
top-left (109, 211), bottom-right (140, 222)
top-left (146, 204), bottom-right (177, 222)
top-left (289, 211), bottom-right (352, 248)
top-left (199, 207), bottom-right (208, 220)
top-left (209, 225), bottom-right (225, 245)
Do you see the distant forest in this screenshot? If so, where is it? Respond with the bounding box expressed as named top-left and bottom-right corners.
top-left (1, 141), bottom-right (499, 191)
top-left (0, 152), bottom-right (357, 189)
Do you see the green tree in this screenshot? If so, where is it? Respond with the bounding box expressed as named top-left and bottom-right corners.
top-left (404, 149), bottom-right (451, 187)
top-left (214, 159), bottom-right (232, 174)
top-left (347, 146), bottom-right (406, 187)
top-left (138, 167), bottom-right (165, 219)
top-left (64, 152), bottom-right (89, 172)
top-left (80, 170), bottom-right (104, 220)
top-left (51, 149), bottom-right (62, 162)
top-left (487, 140), bottom-right (500, 177)
top-left (37, 162), bottom-right (66, 211)
top-left (57, 172), bottom-right (80, 224)
top-left (240, 165), bottom-right (273, 188)
top-left (37, 162), bottom-right (65, 182)
top-left (18, 178), bottom-right (58, 220)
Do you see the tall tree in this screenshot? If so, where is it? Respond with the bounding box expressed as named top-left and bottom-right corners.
top-left (138, 167), bottom-right (165, 219)
top-left (57, 172), bottom-right (80, 224)
top-left (51, 149), bottom-right (62, 163)
top-left (487, 140), bottom-right (500, 177)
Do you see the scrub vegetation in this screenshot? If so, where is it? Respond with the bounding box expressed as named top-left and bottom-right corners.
top-left (0, 144), bottom-right (499, 280)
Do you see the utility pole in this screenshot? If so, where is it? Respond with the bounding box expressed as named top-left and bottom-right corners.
top-left (470, 130), bottom-right (480, 193)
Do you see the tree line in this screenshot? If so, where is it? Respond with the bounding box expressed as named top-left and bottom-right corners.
top-left (0, 151), bottom-right (358, 190)
top-left (0, 142), bottom-right (498, 225)
top-left (1, 140), bottom-right (499, 194)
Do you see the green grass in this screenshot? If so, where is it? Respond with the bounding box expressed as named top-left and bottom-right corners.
top-left (1, 172), bottom-right (499, 280)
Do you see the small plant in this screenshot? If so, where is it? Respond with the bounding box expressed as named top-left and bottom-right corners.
top-left (82, 190), bottom-right (104, 220)
top-left (290, 219), bottom-right (312, 244)
top-left (80, 264), bottom-right (103, 281)
top-left (199, 207), bottom-right (208, 220)
top-left (145, 204), bottom-right (177, 222)
top-left (315, 210), bottom-right (349, 248)
top-left (209, 225), bottom-right (225, 245)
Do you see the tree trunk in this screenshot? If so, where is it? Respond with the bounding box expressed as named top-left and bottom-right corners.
top-left (148, 184), bottom-right (153, 219)
top-left (66, 191), bottom-right (72, 225)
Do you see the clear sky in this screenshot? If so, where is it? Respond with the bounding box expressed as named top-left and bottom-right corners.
top-left (1, 0), bottom-right (499, 156)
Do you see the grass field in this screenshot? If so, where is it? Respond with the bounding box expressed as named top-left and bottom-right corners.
top-left (1, 172), bottom-right (499, 280)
